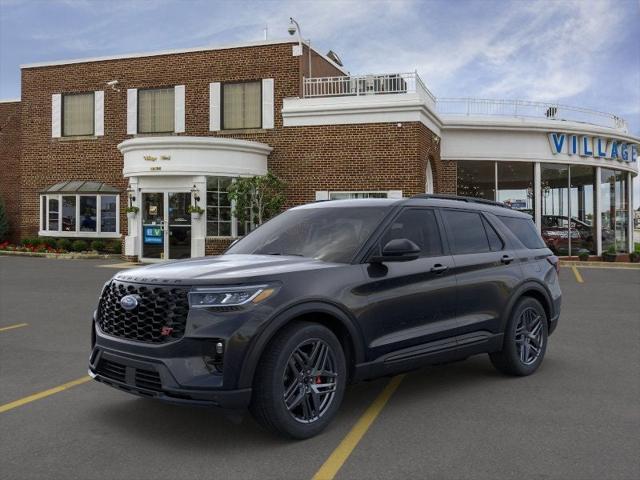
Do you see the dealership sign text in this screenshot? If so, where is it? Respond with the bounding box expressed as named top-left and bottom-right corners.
top-left (548, 133), bottom-right (637, 162)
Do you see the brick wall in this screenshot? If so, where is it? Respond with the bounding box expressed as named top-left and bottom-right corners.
top-left (14, 40), bottom-right (443, 252)
top-left (0, 101), bottom-right (21, 242)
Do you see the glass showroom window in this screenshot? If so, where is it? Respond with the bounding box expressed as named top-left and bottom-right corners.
top-left (541, 164), bottom-right (570, 255)
top-left (497, 162), bottom-right (534, 215)
top-left (457, 161), bottom-right (496, 200)
top-left (601, 169), bottom-right (629, 253)
top-left (138, 87), bottom-right (175, 133)
top-left (329, 192), bottom-right (389, 200)
top-left (222, 81), bottom-right (261, 130)
top-left (62, 92), bottom-right (94, 136)
top-left (40, 194), bottom-right (119, 237)
top-left (569, 165), bottom-right (596, 254)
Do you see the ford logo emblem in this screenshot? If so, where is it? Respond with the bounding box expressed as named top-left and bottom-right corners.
top-left (120, 294), bottom-right (141, 311)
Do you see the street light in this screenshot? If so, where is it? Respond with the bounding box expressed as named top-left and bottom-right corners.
top-left (288, 17), bottom-right (311, 77)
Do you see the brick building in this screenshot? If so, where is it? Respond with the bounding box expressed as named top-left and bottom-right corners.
top-left (0, 38), bottom-right (637, 260)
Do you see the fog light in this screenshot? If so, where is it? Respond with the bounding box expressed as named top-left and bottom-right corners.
top-left (215, 342), bottom-right (224, 355)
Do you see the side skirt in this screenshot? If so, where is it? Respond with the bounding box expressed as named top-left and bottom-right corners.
top-left (352, 332), bottom-right (504, 382)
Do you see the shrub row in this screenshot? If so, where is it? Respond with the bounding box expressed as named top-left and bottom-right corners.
top-left (17, 237), bottom-right (121, 254)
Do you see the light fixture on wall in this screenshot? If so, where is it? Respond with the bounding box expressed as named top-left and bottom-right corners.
top-left (288, 17), bottom-right (312, 77)
top-left (126, 187), bottom-right (136, 206)
top-left (191, 184), bottom-right (201, 204)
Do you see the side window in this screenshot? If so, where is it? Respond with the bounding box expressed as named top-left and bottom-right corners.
top-left (497, 215), bottom-right (546, 249)
top-left (442, 209), bottom-right (490, 254)
top-left (379, 208), bottom-right (443, 257)
top-left (482, 217), bottom-right (504, 251)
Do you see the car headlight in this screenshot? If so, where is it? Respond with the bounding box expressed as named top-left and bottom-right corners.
top-left (188, 285), bottom-right (275, 308)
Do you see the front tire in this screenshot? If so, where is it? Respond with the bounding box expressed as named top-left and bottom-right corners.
top-left (490, 297), bottom-right (548, 376)
top-left (250, 322), bottom-right (346, 439)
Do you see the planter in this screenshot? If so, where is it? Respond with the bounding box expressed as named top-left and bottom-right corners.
top-left (191, 212), bottom-right (203, 221)
top-left (127, 212), bottom-right (137, 222)
top-left (602, 252), bottom-right (620, 262)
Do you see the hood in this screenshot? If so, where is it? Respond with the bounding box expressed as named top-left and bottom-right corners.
top-left (113, 254), bottom-right (341, 285)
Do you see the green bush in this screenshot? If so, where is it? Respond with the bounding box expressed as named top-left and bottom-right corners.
top-left (71, 240), bottom-right (88, 252)
top-left (56, 238), bottom-right (73, 251)
top-left (106, 240), bottom-right (122, 254)
top-left (21, 237), bottom-right (37, 247)
top-left (90, 240), bottom-right (106, 252)
top-left (37, 237), bottom-right (56, 249)
top-left (577, 250), bottom-right (589, 261)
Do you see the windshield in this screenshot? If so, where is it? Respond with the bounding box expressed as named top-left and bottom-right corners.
top-left (226, 206), bottom-right (389, 263)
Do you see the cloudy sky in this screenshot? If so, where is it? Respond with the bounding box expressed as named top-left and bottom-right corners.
top-left (1, 0), bottom-right (639, 201)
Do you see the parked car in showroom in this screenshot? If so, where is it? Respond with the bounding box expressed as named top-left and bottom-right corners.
top-left (89, 195), bottom-right (561, 439)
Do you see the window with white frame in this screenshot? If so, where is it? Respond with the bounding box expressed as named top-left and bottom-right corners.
top-left (205, 176), bottom-right (253, 237)
top-left (40, 194), bottom-right (120, 237)
top-left (222, 81), bottom-right (261, 130)
top-left (138, 87), bottom-right (175, 133)
top-left (62, 92), bottom-right (94, 136)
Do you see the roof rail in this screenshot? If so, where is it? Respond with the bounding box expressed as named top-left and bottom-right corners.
top-left (410, 194), bottom-right (512, 209)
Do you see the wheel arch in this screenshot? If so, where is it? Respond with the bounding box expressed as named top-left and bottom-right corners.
top-left (502, 281), bottom-right (553, 331)
top-left (238, 302), bottom-right (365, 389)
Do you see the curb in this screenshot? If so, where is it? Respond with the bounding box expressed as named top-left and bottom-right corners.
top-left (0, 250), bottom-right (121, 260)
top-left (560, 260), bottom-right (640, 269)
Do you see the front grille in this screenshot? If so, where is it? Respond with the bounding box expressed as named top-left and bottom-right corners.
top-left (97, 280), bottom-right (189, 344)
top-left (96, 359), bottom-right (126, 383)
top-left (135, 368), bottom-right (162, 391)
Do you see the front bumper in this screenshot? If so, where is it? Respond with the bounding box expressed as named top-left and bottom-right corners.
top-left (89, 344), bottom-right (252, 409)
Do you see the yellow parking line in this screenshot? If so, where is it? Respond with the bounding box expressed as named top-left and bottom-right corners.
top-left (571, 265), bottom-right (584, 283)
top-left (0, 376), bottom-right (91, 414)
top-left (0, 323), bottom-right (28, 332)
top-left (312, 374), bottom-right (406, 480)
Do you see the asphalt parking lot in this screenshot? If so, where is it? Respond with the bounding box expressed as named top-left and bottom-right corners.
top-left (1, 256), bottom-right (639, 480)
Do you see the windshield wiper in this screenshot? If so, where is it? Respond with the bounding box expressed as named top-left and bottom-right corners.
top-left (264, 252), bottom-right (304, 257)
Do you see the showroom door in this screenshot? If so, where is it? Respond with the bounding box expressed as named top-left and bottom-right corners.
top-left (141, 192), bottom-right (191, 262)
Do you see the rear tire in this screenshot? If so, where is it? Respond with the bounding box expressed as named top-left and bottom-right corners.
top-left (490, 297), bottom-right (548, 376)
top-left (250, 322), bottom-right (346, 439)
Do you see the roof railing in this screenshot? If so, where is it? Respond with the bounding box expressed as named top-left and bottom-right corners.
top-left (411, 194), bottom-right (512, 209)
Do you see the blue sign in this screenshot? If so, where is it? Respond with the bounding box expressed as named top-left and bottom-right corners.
top-left (144, 226), bottom-right (163, 245)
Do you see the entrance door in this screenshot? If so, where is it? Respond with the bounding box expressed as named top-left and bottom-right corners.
top-left (141, 192), bottom-right (192, 261)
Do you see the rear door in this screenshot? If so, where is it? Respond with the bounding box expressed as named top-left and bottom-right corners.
top-left (440, 208), bottom-right (522, 339)
top-left (357, 207), bottom-right (457, 360)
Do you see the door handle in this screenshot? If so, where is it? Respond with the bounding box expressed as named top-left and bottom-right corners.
top-left (430, 264), bottom-right (448, 274)
top-left (501, 254), bottom-right (514, 264)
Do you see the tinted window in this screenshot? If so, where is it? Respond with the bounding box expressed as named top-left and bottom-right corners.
top-left (498, 216), bottom-right (546, 249)
top-left (442, 210), bottom-right (490, 254)
top-left (379, 209), bottom-right (443, 257)
top-left (482, 217), bottom-right (504, 251)
top-left (226, 206), bottom-right (388, 263)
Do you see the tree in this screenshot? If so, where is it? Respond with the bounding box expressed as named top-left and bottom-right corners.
top-left (0, 197), bottom-right (9, 242)
top-left (227, 172), bottom-right (286, 228)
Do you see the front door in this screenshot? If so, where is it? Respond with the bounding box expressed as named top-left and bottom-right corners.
top-left (141, 192), bottom-right (191, 262)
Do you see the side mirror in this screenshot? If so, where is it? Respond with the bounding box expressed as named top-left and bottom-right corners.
top-left (370, 238), bottom-right (421, 263)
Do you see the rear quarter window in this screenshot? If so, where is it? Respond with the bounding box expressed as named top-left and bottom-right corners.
top-left (498, 216), bottom-right (546, 249)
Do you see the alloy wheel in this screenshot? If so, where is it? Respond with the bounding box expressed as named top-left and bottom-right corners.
top-left (283, 338), bottom-right (338, 424)
top-left (515, 307), bottom-right (545, 365)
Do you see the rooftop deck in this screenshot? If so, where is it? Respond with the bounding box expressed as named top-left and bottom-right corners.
top-left (302, 74), bottom-right (628, 132)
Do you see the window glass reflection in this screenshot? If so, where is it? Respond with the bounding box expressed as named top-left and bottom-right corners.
top-left (457, 161), bottom-right (495, 200)
top-left (601, 169), bottom-right (629, 253)
top-left (541, 164), bottom-right (570, 255)
top-left (497, 162), bottom-right (534, 215)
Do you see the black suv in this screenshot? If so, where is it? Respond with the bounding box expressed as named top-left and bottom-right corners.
top-left (90, 195), bottom-right (561, 439)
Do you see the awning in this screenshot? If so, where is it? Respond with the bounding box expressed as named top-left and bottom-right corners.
top-left (40, 181), bottom-right (120, 194)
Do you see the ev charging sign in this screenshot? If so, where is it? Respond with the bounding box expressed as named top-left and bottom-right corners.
top-left (548, 132), bottom-right (638, 163)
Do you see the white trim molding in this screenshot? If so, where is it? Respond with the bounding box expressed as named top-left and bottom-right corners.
top-left (126, 88), bottom-right (137, 135)
top-left (209, 82), bottom-right (221, 131)
top-left (282, 94), bottom-right (442, 136)
top-left (262, 78), bottom-right (275, 129)
top-left (51, 94), bottom-right (61, 138)
top-left (174, 85), bottom-right (186, 133)
top-left (94, 90), bottom-right (104, 136)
